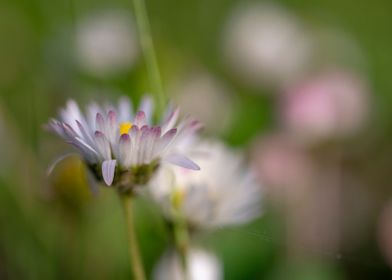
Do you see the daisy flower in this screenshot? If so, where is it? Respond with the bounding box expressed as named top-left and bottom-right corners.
top-left (47, 95), bottom-right (201, 189)
top-left (149, 140), bottom-right (262, 230)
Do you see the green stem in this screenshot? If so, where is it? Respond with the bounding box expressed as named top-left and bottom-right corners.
top-left (132, 0), bottom-right (165, 114)
top-left (120, 193), bottom-right (146, 280)
top-left (174, 219), bottom-right (189, 279)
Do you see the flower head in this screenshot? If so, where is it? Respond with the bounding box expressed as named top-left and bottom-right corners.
top-left (48, 96), bottom-right (201, 188)
top-left (149, 140), bottom-right (262, 230)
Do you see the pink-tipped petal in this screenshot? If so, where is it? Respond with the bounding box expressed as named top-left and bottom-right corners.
top-left (61, 123), bottom-right (77, 138)
top-left (60, 99), bottom-right (85, 128)
top-left (152, 126), bottom-right (162, 139)
top-left (74, 136), bottom-right (98, 156)
top-left (87, 102), bottom-right (102, 128)
top-left (160, 128), bottom-right (177, 150)
top-left (140, 125), bottom-right (149, 133)
top-left (106, 110), bottom-right (117, 143)
top-left (119, 134), bottom-right (132, 166)
top-left (94, 131), bottom-right (111, 160)
top-left (102, 160), bottom-right (116, 186)
top-left (189, 119), bottom-right (203, 132)
top-left (120, 133), bottom-right (131, 142)
top-left (164, 154), bottom-right (200, 170)
top-left (48, 119), bottom-right (66, 137)
top-left (162, 107), bottom-right (180, 132)
top-left (130, 125), bottom-right (139, 139)
top-left (75, 120), bottom-right (94, 145)
top-left (137, 127), bottom-right (152, 164)
top-left (135, 111), bottom-right (147, 127)
top-left (107, 110), bottom-right (117, 126)
top-left (143, 127), bottom-right (158, 162)
top-left (95, 113), bottom-right (105, 132)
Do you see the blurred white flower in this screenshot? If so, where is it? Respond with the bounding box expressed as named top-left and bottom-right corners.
top-left (150, 140), bottom-right (262, 229)
top-left (223, 3), bottom-right (313, 89)
top-left (172, 72), bottom-right (234, 134)
top-left (75, 10), bottom-right (139, 77)
top-left (280, 70), bottom-right (369, 143)
top-left (153, 248), bottom-right (222, 280)
top-left (47, 96), bottom-right (201, 188)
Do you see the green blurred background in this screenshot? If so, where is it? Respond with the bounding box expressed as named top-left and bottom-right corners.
top-left (1, 0), bottom-right (392, 279)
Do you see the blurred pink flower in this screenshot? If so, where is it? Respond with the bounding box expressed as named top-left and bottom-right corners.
top-left (280, 70), bottom-right (369, 143)
top-left (251, 134), bottom-right (342, 257)
top-left (250, 134), bottom-right (315, 197)
top-left (378, 201), bottom-right (392, 267)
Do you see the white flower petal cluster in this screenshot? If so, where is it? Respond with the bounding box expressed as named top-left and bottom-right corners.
top-left (153, 248), bottom-right (222, 280)
top-left (48, 96), bottom-right (201, 187)
top-left (150, 140), bottom-right (262, 229)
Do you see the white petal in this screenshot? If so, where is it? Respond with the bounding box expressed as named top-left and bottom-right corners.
top-left (148, 127), bottom-right (161, 160)
top-left (139, 95), bottom-right (154, 124)
top-left (94, 131), bottom-right (111, 160)
top-left (76, 120), bottom-right (95, 146)
top-left (61, 123), bottom-right (78, 139)
top-left (48, 119), bottom-right (66, 138)
top-left (87, 102), bottom-right (103, 129)
top-left (164, 154), bottom-right (200, 170)
top-left (159, 128), bottom-right (177, 152)
top-left (74, 136), bottom-right (98, 155)
top-left (138, 127), bottom-right (151, 165)
top-left (106, 110), bottom-right (117, 143)
top-left (129, 126), bottom-right (140, 165)
top-left (143, 127), bottom-right (160, 163)
top-left (161, 107), bottom-right (179, 133)
top-left (46, 153), bottom-right (75, 176)
top-left (60, 99), bottom-right (85, 131)
top-left (102, 160), bottom-right (117, 186)
top-left (118, 96), bottom-right (133, 122)
top-left (118, 134), bottom-right (132, 167)
top-left (95, 113), bottom-right (106, 132)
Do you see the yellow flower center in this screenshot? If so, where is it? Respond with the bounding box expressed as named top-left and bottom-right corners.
top-left (119, 122), bottom-right (133, 135)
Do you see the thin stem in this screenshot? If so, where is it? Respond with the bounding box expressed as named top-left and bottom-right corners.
top-left (120, 193), bottom-right (146, 280)
top-left (173, 217), bottom-right (189, 279)
top-left (170, 190), bottom-right (189, 279)
top-left (132, 0), bottom-right (165, 114)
